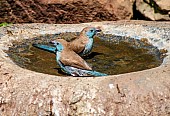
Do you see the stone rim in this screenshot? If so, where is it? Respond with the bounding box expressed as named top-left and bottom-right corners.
top-left (0, 21), bottom-right (169, 77)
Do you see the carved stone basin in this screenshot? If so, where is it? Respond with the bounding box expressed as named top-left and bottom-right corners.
top-left (0, 21), bottom-right (170, 115)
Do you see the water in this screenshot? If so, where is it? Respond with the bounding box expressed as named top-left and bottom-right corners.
top-left (6, 33), bottom-right (163, 76)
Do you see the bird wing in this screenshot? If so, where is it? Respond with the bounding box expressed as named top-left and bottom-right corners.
top-left (60, 50), bottom-right (92, 70)
top-left (70, 35), bottom-right (89, 54)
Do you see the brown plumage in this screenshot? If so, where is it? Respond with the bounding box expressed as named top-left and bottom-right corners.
top-left (70, 27), bottom-right (92, 53)
top-left (33, 27), bottom-right (101, 57)
top-left (56, 27), bottom-right (101, 56)
top-left (55, 39), bottom-right (92, 70)
top-left (69, 27), bottom-right (101, 55)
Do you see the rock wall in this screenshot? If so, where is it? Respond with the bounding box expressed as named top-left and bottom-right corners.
top-left (135, 0), bottom-right (170, 20)
top-left (41, 0), bottom-right (170, 21)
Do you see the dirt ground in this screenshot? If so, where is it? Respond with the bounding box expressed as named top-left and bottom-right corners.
top-left (0, 0), bottom-right (117, 24)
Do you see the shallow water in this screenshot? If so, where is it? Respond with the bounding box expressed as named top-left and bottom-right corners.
top-left (6, 33), bottom-right (163, 76)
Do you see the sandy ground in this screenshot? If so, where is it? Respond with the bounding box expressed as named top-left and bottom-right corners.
top-left (0, 20), bottom-right (170, 115)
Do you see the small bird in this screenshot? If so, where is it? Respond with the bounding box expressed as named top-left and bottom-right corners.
top-left (52, 40), bottom-right (107, 77)
top-left (32, 27), bottom-right (101, 56)
top-left (69, 26), bottom-right (101, 56)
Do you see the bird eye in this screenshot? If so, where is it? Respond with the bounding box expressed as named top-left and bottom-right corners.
top-left (56, 42), bottom-right (59, 45)
top-left (90, 30), bottom-right (93, 32)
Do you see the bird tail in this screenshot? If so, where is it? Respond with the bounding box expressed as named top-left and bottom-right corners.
top-left (32, 44), bottom-right (56, 53)
top-left (85, 70), bottom-right (108, 77)
top-left (64, 66), bottom-right (107, 77)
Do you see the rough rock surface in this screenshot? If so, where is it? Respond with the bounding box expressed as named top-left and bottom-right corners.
top-left (0, 21), bottom-right (170, 115)
top-left (38, 0), bottom-right (134, 20)
top-left (1, 0), bottom-right (169, 23)
top-left (0, 0), bottom-right (119, 24)
top-left (155, 0), bottom-right (170, 10)
top-left (136, 0), bottom-right (170, 20)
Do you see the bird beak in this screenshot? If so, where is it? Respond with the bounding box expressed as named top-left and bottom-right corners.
top-left (96, 28), bottom-right (102, 32)
top-left (49, 40), bottom-right (56, 44)
top-left (96, 26), bottom-right (102, 33)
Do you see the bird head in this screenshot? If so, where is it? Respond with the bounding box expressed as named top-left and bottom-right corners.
top-left (82, 27), bottom-right (102, 38)
top-left (50, 40), bottom-right (64, 52)
top-left (50, 39), bottom-right (69, 52)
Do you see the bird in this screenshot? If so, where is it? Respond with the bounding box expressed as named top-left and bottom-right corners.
top-left (51, 39), bottom-right (107, 77)
top-left (32, 26), bottom-right (101, 56)
top-left (69, 26), bottom-right (101, 56)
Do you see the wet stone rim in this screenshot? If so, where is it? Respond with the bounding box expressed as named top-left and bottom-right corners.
top-left (0, 21), bottom-right (170, 77)
top-left (0, 21), bottom-right (169, 68)
top-left (0, 21), bottom-right (170, 115)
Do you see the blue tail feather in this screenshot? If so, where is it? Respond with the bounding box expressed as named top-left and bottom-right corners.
top-left (64, 66), bottom-right (107, 77)
top-left (32, 44), bottom-right (56, 53)
top-left (85, 70), bottom-right (108, 77)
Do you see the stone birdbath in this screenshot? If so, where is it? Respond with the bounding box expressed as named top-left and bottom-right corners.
top-left (0, 21), bottom-right (170, 115)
